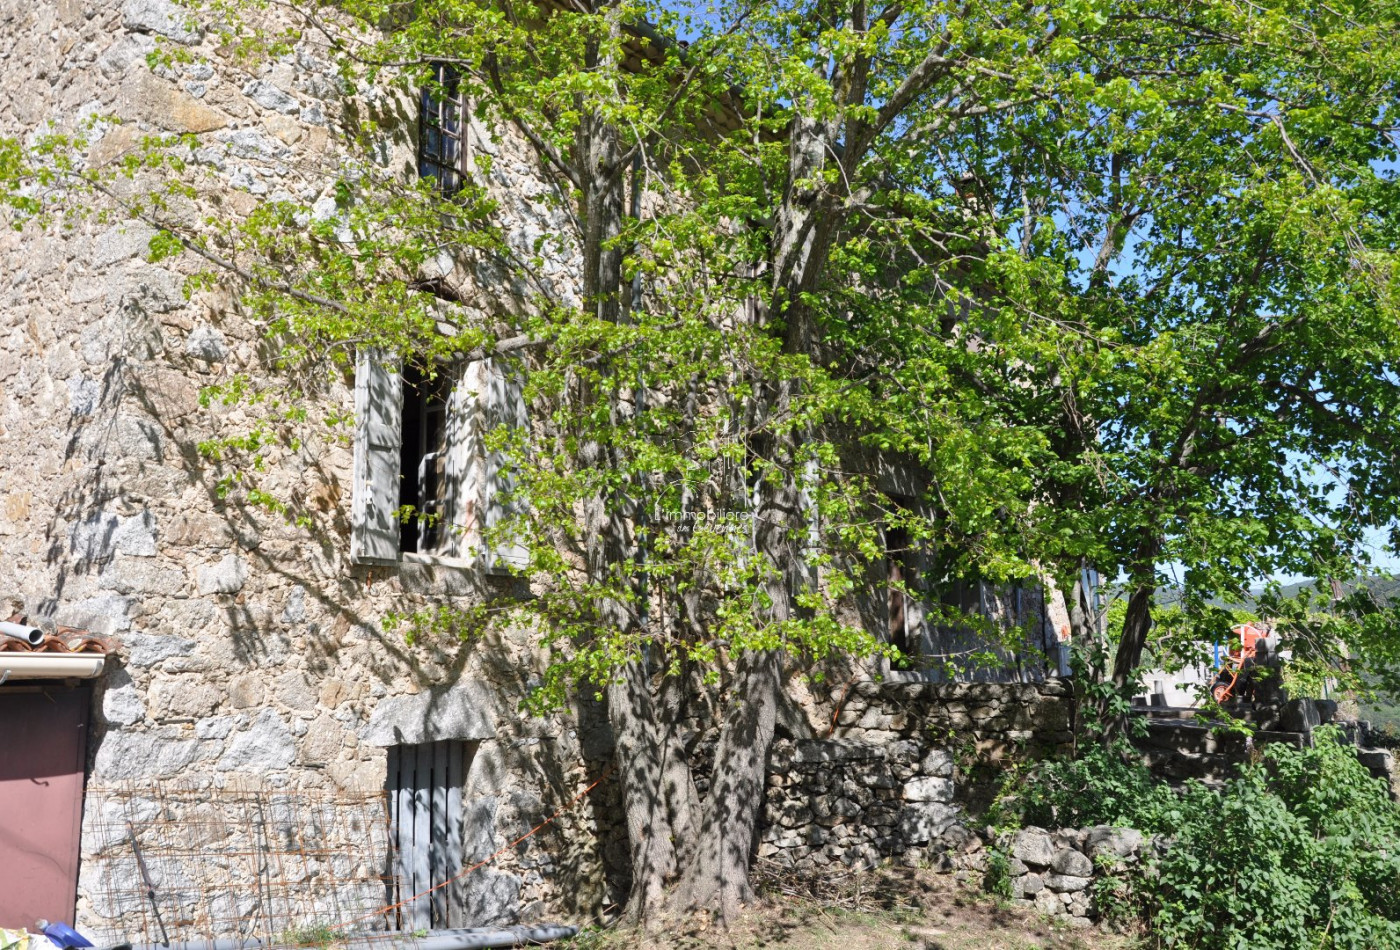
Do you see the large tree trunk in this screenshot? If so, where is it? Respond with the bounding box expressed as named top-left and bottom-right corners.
top-left (672, 650), bottom-right (783, 917)
top-left (607, 658), bottom-right (678, 922)
top-left (666, 109), bottom-right (846, 919)
top-left (570, 10), bottom-right (679, 922)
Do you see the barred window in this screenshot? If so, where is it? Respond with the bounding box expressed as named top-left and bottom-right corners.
top-left (418, 63), bottom-right (467, 196)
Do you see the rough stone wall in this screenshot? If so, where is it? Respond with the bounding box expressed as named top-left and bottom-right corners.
top-left (0, 0), bottom-right (616, 934)
top-left (958, 825), bottom-right (1153, 926)
top-left (759, 680), bottom-right (1074, 872)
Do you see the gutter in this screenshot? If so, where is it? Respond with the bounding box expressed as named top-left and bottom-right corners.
top-left (0, 653), bottom-right (106, 680)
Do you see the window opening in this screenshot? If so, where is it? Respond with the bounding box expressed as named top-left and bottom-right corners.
top-left (419, 64), bottom-right (467, 196)
top-left (399, 363), bottom-right (453, 555)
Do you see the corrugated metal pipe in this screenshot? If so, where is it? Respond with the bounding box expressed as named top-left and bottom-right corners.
top-left (123, 925), bottom-right (580, 950)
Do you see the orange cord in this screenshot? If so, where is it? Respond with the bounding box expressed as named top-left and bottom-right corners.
top-left (826, 672), bottom-right (859, 738)
top-left (334, 763), bottom-right (615, 932)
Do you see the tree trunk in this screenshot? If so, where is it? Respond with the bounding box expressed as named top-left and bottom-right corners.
top-left (671, 649), bottom-right (783, 918)
top-left (571, 15), bottom-right (670, 918)
top-left (1113, 581), bottom-right (1155, 692)
top-left (607, 657), bottom-right (677, 923)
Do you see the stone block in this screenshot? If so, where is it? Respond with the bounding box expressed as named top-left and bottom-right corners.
top-left (71, 510), bottom-right (159, 562)
top-left (920, 748), bottom-right (954, 776)
top-left (1358, 748), bottom-right (1395, 782)
top-left (1051, 848), bottom-right (1093, 877)
top-left (121, 71), bottom-right (230, 133)
top-left (1011, 828), bottom-right (1055, 868)
top-left (185, 325), bottom-right (229, 361)
top-left (1086, 825), bottom-right (1144, 861)
top-left (100, 557), bottom-right (186, 596)
top-left (302, 714), bottom-right (348, 762)
top-left (903, 776), bottom-right (953, 803)
top-left (790, 739), bottom-right (882, 765)
top-left (123, 0), bottom-right (202, 43)
top-left (93, 222), bottom-right (160, 269)
top-left (124, 631), bottom-right (197, 667)
top-left (98, 33), bottom-right (157, 79)
top-left (897, 802), bottom-right (959, 844)
top-left (217, 708), bottom-right (295, 771)
top-left (150, 676), bottom-right (221, 718)
top-left (243, 79), bottom-right (300, 114)
top-left (94, 727), bottom-right (202, 780)
top-left (1280, 699), bottom-right (1322, 733)
top-left (57, 593), bottom-right (133, 634)
top-left (281, 586), bottom-right (307, 623)
top-left (197, 553), bottom-right (248, 594)
top-left (1045, 873), bottom-right (1090, 893)
top-left (1014, 872), bottom-right (1045, 897)
top-left (362, 680), bottom-right (498, 746)
top-left (102, 676), bottom-right (146, 726)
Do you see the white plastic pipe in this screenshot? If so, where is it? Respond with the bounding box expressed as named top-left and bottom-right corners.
top-left (0, 653), bottom-right (106, 679)
top-left (125, 926), bottom-right (581, 950)
top-left (0, 621), bottom-right (44, 646)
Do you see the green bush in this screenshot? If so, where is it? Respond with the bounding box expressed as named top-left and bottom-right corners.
top-left (1002, 728), bottom-right (1400, 948)
top-left (995, 738), bottom-right (1178, 833)
top-left (1151, 728), bottom-right (1400, 949)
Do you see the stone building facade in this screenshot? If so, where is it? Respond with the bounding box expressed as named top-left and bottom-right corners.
top-left (0, 0), bottom-right (1071, 939)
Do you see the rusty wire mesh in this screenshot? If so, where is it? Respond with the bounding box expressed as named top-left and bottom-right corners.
top-left (82, 781), bottom-right (403, 949)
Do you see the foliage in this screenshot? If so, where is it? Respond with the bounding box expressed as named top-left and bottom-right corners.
top-left (1150, 728), bottom-right (1400, 949)
top-left (993, 737), bottom-right (1177, 833)
top-left (1001, 727), bottom-right (1400, 947)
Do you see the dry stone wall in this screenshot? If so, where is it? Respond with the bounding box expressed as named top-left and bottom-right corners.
top-left (951, 825), bottom-right (1154, 926)
top-left (759, 680), bottom-right (1074, 871)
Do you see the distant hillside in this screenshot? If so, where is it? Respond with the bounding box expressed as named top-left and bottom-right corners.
top-left (1152, 573), bottom-right (1400, 611)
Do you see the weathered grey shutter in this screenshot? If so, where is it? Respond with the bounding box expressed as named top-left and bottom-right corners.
top-left (351, 350), bottom-right (403, 565)
top-left (441, 362), bottom-right (482, 561)
top-left (387, 740), bottom-right (469, 930)
top-left (798, 458), bottom-right (821, 588)
top-left (482, 361), bottom-right (529, 572)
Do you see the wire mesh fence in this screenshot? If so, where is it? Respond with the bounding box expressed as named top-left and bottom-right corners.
top-left (81, 781), bottom-right (402, 949)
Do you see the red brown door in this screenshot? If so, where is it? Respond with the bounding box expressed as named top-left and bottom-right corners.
top-left (0, 686), bottom-right (91, 929)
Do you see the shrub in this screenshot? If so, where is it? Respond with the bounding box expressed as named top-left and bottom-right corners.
top-left (1150, 728), bottom-right (1400, 949)
top-left (994, 738), bottom-right (1177, 833)
top-left (1001, 727), bottom-right (1400, 948)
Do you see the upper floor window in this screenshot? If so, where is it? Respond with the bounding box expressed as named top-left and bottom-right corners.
top-left (880, 501), bottom-right (1055, 681)
top-left (419, 63), bottom-right (468, 196)
top-left (350, 351), bottom-right (528, 572)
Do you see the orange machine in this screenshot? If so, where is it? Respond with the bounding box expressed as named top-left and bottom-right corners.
top-left (1210, 622), bottom-right (1268, 704)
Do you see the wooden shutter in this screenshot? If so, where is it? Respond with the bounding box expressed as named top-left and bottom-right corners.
top-left (387, 740), bottom-right (470, 931)
top-left (351, 350), bottom-right (404, 565)
top-left (440, 363), bottom-right (476, 562)
top-left (482, 361), bottom-right (529, 572)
